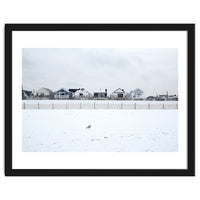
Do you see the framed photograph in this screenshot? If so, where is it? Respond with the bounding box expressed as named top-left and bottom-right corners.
top-left (5, 24), bottom-right (195, 176)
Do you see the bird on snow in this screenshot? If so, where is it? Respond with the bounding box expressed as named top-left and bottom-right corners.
top-left (86, 125), bottom-right (91, 129)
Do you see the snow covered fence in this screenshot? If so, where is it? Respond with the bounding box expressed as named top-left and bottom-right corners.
top-left (22, 102), bottom-right (178, 110)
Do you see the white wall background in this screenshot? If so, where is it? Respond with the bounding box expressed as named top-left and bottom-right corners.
top-left (0, 1), bottom-right (199, 200)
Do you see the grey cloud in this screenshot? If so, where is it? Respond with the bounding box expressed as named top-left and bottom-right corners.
top-left (22, 48), bottom-right (178, 96)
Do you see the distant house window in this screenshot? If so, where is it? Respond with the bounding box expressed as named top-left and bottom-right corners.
top-left (80, 93), bottom-right (83, 97)
top-left (94, 93), bottom-right (98, 97)
top-left (100, 93), bottom-right (105, 98)
top-left (60, 92), bottom-right (65, 96)
top-left (118, 94), bottom-right (123, 98)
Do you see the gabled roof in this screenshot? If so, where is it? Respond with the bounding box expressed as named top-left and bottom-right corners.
top-left (55, 88), bottom-right (72, 93)
top-left (69, 88), bottom-right (80, 93)
top-left (112, 88), bottom-right (126, 93)
top-left (42, 87), bottom-right (52, 91)
top-left (23, 90), bottom-right (32, 97)
top-left (75, 88), bottom-right (91, 95)
top-left (132, 88), bottom-right (143, 93)
top-left (37, 87), bottom-right (54, 93)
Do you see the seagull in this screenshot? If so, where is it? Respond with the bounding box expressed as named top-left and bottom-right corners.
top-left (86, 125), bottom-right (92, 129)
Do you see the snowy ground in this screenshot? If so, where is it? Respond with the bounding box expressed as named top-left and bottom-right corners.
top-left (22, 109), bottom-right (178, 152)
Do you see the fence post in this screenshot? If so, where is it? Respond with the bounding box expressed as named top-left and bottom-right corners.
top-left (80, 102), bottom-right (81, 109)
top-left (38, 102), bottom-right (40, 109)
top-left (121, 103), bottom-right (123, 109)
top-left (135, 103), bottom-right (136, 109)
top-left (94, 103), bottom-right (95, 109)
top-left (66, 103), bottom-right (67, 109)
top-left (163, 104), bottom-right (164, 109)
top-left (107, 102), bottom-right (109, 109)
top-left (23, 102), bottom-right (25, 109)
top-left (176, 103), bottom-right (178, 109)
top-left (148, 103), bottom-right (150, 109)
top-left (52, 103), bottom-right (54, 109)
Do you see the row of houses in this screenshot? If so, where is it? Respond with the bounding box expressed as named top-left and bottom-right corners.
top-left (22, 87), bottom-right (144, 100)
top-left (146, 94), bottom-right (178, 101)
top-left (22, 87), bottom-right (178, 101)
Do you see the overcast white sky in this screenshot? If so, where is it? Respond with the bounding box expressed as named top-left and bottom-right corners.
top-left (22, 48), bottom-right (178, 97)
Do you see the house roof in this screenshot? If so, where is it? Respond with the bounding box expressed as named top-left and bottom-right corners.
top-left (169, 96), bottom-right (178, 99)
top-left (69, 88), bottom-right (80, 93)
top-left (75, 88), bottom-right (91, 95)
top-left (37, 87), bottom-right (54, 93)
top-left (147, 96), bottom-right (155, 98)
top-left (55, 88), bottom-right (72, 93)
top-left (112, 88), bottom-right (126, 93)
top-left (132, 88), bottom-right (143, 93)
top-left (23, 90), bottom-right (32, 97)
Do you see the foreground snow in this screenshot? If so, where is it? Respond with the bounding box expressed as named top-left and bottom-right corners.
top-left (22, 110), bottom-right (178, 152)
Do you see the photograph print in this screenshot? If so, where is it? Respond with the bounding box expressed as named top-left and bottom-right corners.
top-left (22, 48), bottom-right (178, 153)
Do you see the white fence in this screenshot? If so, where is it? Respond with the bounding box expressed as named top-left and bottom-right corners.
top-left (22, 102), bottom-right (178, 110)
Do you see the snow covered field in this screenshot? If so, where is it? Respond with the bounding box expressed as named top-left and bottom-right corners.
top-left (22, 109), bottom-right (178, 152)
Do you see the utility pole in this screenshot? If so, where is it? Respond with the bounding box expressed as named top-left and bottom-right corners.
top-left (166, 91), bottom-right (168, 101)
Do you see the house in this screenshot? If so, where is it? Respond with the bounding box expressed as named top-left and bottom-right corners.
top-left (146, 96), bottom-right (156, 101)
top-left (36, 87), bottom-right (54, 99)
top-left (54, 88), bottom-right (73, 99)
top-left (156, 91), bottom-right (179, 101)
top-left (156, 95), bottom-right (167, 101)
top-left (128, 88), bottom-right (144, 100)
top-left (74, 88), bottom-right (92, 100)
top-left (22, 90), bottom-right (34, 100)
top-left (110, 88), bottom-right (127, 100)
top-left (168, 95), bottom-right (178, 101)
top-left (154, 93), bottom-right (178, 101)
top-left (93, 89), bottom-right (108, 100)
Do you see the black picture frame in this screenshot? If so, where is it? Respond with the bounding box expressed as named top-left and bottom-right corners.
top-left (5, 24), bottom-right (195, 176)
